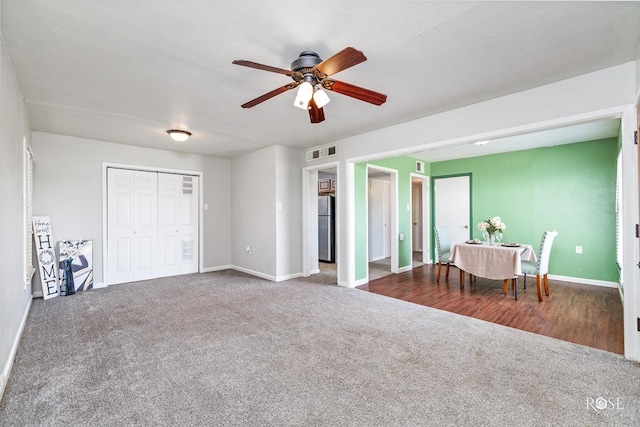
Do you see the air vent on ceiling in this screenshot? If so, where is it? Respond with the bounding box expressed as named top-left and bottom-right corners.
top-left (305, 145), bottom-right (337, 161)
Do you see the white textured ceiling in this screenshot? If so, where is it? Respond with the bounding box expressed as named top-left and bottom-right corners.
top-left (2, 1), bottom-right (639, 158)
top-left (412, 117), bottom-right (622, 163)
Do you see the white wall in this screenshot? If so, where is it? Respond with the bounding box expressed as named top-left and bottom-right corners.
top-left (636, 58), bottom-right (640, 102)
top-left (0, 34), bottom-right (32, 398)
top-left (31, 132), bottom-right (232, 288)
top-left (231, 145), bottom-right (304, 281)
top-left (275, 145), bottom-right (303, 279)
top-left (231, 146), bottom-right (277, 278)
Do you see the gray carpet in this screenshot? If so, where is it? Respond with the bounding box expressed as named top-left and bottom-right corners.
top-left (1, 270), bottom-right (638, 426)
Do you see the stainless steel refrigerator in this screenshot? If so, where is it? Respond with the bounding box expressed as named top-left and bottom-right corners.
top-left (318, 195), bottom-right (335, 262)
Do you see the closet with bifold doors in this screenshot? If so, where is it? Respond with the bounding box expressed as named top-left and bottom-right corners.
top-left (106, 167), bottom-right (199, 285)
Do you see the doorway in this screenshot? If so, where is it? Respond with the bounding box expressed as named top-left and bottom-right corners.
top-left (367, 165), bottom-right (398, 281)
top-left (410, 174), bottom-right (429, 266)
top-left (302, 163), bottom-right (339, 285)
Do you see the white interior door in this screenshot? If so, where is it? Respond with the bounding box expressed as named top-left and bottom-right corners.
top-left (152, 173), bottom-right (199, 277)
top-left (434, 175), bottom-right (471, 248)
top-left (177, 175), bottom-right (199, 274)
top-left (368, 178), bottom-right (385, 261)
top-left (383, 180), bottom-right (391, 258)
top-left (108, 168), bottom-right (198, 285)
top-left (107, 169), bottom-right (157, 284)
top-left (158, 173), bottom-right (180, 277)
top-left (412, 182), bottom-right (423, 251)
top-left (107, 169), bottom-right (134, 284)
top-left (133, 171), bottom-right (158, 280)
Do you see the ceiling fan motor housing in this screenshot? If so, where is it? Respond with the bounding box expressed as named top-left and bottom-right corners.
top-left (291, 51), bottom-right (322, 73)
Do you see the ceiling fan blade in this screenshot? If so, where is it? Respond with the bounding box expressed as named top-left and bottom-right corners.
top-left (316, 47), bottom-right (367, 76)
top-left (308, 98), bottom-right (325, 124)
top-left (232, 60), bottom-right (297, 76)
top-left (240, 83), bottom-right (298, 108)
top-left (326, 80), bottom-right (387, 105)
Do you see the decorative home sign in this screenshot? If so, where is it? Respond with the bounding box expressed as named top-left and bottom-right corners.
top-left (33, 216), bottom-right (59, 300)
top-left (58, 240), bottom-right (93, 295)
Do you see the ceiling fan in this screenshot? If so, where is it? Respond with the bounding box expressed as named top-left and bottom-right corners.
top-left (232, 47), bottom-right (387, 124)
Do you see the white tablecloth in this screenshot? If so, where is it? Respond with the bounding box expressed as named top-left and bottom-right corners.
top-left (449, 243), bottom-right (537, 280)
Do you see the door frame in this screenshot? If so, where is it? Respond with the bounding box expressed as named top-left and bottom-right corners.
top-left (431, 173), bottom-right (472, 262)
top-left (367, 176), bottom-right (391, 262)
top-left (366, 164), bottom-right (399, 277)
top-left (302, 161), bottom-right (340, 281)
top-left (410, 173), bottom-right (430, 264)
top-left (102, 162), bottom-right (203, 286)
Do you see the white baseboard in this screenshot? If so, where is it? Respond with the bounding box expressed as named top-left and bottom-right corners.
top-left (352, 277), bottom-right (368, 287)
top-left (1, 297), bottom-right (32, 402)
top-left (370, 256), bottom-right (386, 262)
top-left (201, 265), bottom-right (233, 273)
top-left (274, 272), bottom-right (304, 282)
top-left (228, 265), bottom-right (304, 282)
top-left (310, 268), bottom-right (320, 275)
top-left (546, 274), bottom-right (618, 288)
top-left (397, 265), bottom-right (412, 273)
top-left (230, 265), bottom-right (277, 281)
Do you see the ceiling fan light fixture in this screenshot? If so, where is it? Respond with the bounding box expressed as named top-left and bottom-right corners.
top-left (293, 81), bottom-right (313, 110)
top-left (166, 129), bottom-right (192, 142)
top-left (313, 87), bottom-right (331, 109)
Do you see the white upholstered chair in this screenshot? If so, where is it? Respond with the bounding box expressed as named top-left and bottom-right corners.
top-left (521, 230), bottom-right (558, 301)
top-left (434, 226), bottom-right (452, 281)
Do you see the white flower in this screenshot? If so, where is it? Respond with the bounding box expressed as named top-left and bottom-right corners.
top-left (477, 216), bottom-right (506, 233)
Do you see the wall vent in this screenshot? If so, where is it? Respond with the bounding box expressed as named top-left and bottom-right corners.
top-left (305, 145), bottom-right (337, 161)
top-left (416, 161), bottom-right (425, 173)
top-left (182, 176), bottom-right (193, 194)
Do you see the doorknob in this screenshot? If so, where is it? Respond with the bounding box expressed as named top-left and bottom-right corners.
top-left (464, 225), bottom-right (469, 229)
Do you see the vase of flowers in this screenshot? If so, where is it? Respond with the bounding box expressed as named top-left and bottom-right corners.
top-left (478, 216), bottom-right (506, 245)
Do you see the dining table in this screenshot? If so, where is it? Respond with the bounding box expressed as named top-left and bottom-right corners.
top-left (448, 241), bottom-right (537, 300)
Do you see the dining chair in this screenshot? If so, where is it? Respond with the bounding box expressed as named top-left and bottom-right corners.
top-left (521, 230), bottom-right (559, 301)
top-left (434, 226), bottom-right (452, 281)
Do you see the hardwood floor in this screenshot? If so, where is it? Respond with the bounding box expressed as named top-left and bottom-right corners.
top-left (357, 264), bottom-right (624, 355)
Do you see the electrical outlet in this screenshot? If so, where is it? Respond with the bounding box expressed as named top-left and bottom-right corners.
top-left (245, 246), bottom-right (252, 254)
top-left (575, 246), bottom-right (583, 254)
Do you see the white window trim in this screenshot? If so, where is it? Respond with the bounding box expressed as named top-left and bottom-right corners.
top-left (24, 139), bottom-right (34, 285)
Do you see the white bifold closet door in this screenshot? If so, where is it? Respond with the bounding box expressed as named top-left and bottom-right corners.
top-left (157, 173), bottom-right (199, 277)
top-left (107, 168), bottom-right (199, 285)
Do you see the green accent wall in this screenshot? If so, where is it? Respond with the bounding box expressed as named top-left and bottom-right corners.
top-left (354, 162), bottom-right (368, 280)
top-left (431, 138), bottom-right (618, 283)
top-left (354, 156), bottom-right (429, 281)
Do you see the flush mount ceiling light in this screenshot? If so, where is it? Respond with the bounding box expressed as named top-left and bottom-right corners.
top-left (475, 140), bottom-right (490, 146)
top-left (166, 129), bottom-right (191, 142)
